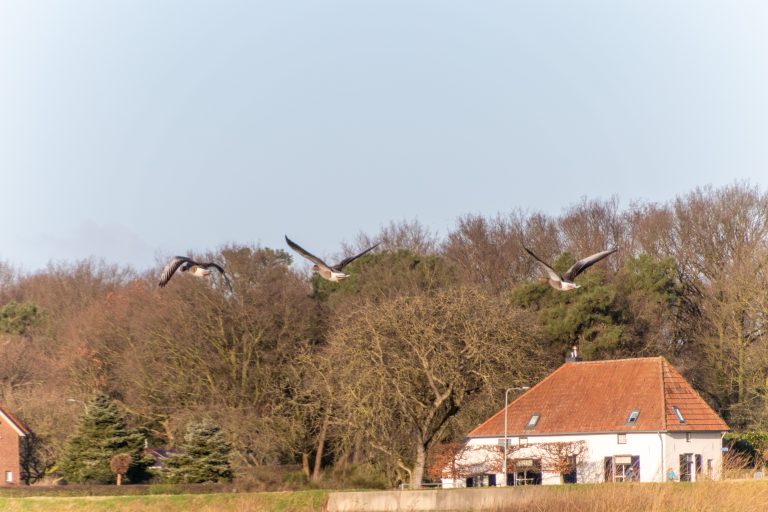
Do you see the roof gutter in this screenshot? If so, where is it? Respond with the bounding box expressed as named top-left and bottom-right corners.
top-left (470, 428), bottom-right (727, 439)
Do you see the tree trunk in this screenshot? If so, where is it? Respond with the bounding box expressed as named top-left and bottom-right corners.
top-left (737, 321), bottom-right (745, 403)
top-left (116, 473), bottom-right (122, 486)
top-left (352, 434), bottom-right (363, 465)
top-left (312, 415), bottom-right (329, 481)
top-left (301, 452), bottom-right (310, 479)
top-left (410, 442), bottom-right (426, 489)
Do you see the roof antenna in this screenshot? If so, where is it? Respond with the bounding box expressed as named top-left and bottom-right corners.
top-left (566, 345), bottom-right (581, 362)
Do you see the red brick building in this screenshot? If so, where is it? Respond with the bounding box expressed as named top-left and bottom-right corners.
top-left (0, 404), bottom-right (29, 485)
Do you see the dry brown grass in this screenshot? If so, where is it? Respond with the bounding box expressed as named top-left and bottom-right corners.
top-left (493, 480), bottom-right (768, 512)
top-left (721, 449), bottom-right (756, 480)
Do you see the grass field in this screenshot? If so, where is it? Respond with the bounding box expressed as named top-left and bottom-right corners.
top-left (0, 490), bottom-right (328, 512)
top-left (2, 481), bottom-right (768, 511)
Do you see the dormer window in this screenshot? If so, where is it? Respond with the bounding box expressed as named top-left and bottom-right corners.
top-left (626, 409), bottom-right (640, 426)
top-left (526, 413), bottom-right (540, 429)
top-left (673, 406), bottom-right (686, 424)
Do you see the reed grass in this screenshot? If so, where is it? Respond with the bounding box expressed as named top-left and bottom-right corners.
top-left (493, 480), bottom-right (768, 512)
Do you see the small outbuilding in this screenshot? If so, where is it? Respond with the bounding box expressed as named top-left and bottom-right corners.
top-left (442, 357), bottom-right (728, 487)
top-left (0, 404), bottom-right (29, 485)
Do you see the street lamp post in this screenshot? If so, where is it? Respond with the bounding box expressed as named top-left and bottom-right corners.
top-left (503, 386), bottom-right (530, 485)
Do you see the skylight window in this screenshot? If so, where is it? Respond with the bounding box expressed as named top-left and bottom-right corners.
top-left (526, 413), bottom-right (540, 429)
top-left (673, 406), bottom-right (686, 424)
top-left (626, 409), bottom-right (640, 426)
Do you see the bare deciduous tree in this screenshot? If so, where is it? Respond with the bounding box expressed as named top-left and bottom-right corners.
top-left (325, 287), bottom-right (549, 488)
top-left (537, 441), bottom-right (588, 483)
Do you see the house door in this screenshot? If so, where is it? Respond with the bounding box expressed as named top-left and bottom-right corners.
top-left (514, 468), bottom-right (542, 485)
top-left (563, 455), bottom-right (578, 484)
top-left (512, 459), bottom-right (542, 485)
top-left (680, 454), bottom-right (694, 482)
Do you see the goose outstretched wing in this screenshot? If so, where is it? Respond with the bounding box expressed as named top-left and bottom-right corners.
top-left (159, 256), bottom-right (192, 287)
top-left (334, 243), bottom-right (380, 271)
top-left (563, 248), bottom-right (617, 281)
top-left (285, 236), bottom-right (333, 272)
top-left (523, 247), bottom-right (562, 282)
top-left (200, 262), bottom-right (233, 292)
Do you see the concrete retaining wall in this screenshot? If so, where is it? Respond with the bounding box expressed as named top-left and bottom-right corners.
top-left (326, 487), bottom-right (536, 511)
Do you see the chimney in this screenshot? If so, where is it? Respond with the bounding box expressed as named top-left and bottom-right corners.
top-left (566, 345), bottom-right (581, 362)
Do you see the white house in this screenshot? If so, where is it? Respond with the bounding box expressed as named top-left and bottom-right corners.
top-left (442, 357), bottom-right (728, 487)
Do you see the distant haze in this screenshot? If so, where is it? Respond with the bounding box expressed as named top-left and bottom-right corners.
top-left (1, 1), bottom-right (766, 271)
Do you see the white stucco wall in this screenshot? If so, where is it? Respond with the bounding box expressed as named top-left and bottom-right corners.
top-left (442, 431), bottom-right (724, 487)
top-left (663, 431), bottom-right (723, 481)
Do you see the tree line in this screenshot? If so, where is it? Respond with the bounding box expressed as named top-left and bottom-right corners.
top-left (0, 182), bottom-right (766, 486)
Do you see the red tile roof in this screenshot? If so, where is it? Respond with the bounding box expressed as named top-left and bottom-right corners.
top-left (469, 357), bottom-right (728, 437)
top-left (0, 404), bottom-right (30, 436)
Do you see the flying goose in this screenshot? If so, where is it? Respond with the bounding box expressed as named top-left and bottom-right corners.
top-left (523, 246), bottom-right (617, 291)
top-left (285, 236), bottom-right (379, 282)
top-left (158, 256), bottom-right (232, 291)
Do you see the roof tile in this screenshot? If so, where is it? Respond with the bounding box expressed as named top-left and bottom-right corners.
top-left (469, 357), bottom-right (728, 437)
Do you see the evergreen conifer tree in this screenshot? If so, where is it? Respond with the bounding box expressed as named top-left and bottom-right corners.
top-left (58, 394), bottom-right (151, 484)
top-left (165, 420), bottom-right (233, 483)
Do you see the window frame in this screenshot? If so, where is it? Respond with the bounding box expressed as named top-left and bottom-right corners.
top-left (605, 455), bottom-right (640, 483)
top-left (672, 406), bottom-right (686, 424)
top-left (525, 413), bottom-right (540, 430)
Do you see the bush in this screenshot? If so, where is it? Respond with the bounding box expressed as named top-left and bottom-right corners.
top-left (331, 463), bottom-right (390, 489)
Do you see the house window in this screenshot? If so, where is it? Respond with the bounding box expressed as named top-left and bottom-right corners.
top-left (626, 409), bottom-right (640, 425)
top-left (518, 436), bottom-right (528, 447)
top-left (604, 456), bottom-right (640, 482)
top-left (466, 473), bottom-right (497, 487)
top-left (707, 459), bottom-right (713, 479)
top-left (4, 471), bottom-right (11, 483)
top-left (686, 432), bottom-right (691, 442)
top-left (673, 406), bottom-right (686, 424)
top-left (617, 433), bottom-right (627, 444)
top-left (526, 413), bottom-right (540, 429)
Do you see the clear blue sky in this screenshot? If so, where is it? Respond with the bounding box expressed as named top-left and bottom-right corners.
top-left (1, 1), bottom-right (766, 271)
